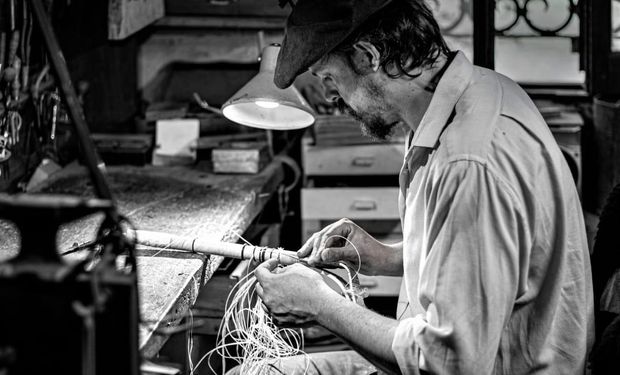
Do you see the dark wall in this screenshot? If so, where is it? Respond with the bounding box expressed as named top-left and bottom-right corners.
top-left (53, 0), bottom-right (139, 133)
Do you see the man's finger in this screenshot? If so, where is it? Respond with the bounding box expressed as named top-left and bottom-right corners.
top-left (260, 259), bottom-right (279, 271)
top-left (310, 232), bottom-right (324, 259)
top-left (255, 283), bottom-right (264, 300)
top-left (271, 312), bottom-right (314, 328)
top-left (297, 233), bottom-right (318, 258)
top-left (321, 246), bottom-right (356, 264)
top-left (323, 235), bottom-right (346, 249)
top-left (319, 224), bottom-right (351, 250)
top-left (255, 259), bottom-right (278, 281)
top-left (308, 223), bottom-right (338, 263)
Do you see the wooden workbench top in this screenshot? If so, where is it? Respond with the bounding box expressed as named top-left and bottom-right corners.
top-left (0, 160), bottom-right (284, 358)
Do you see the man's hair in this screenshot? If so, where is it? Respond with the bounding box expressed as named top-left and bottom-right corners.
top-left (334, 0), bottom-right (450, 78)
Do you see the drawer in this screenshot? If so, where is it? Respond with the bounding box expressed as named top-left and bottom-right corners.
top-left (303, 142), bottom-right (405, 176)
top-left (302, 187), bottom-right (399, 220)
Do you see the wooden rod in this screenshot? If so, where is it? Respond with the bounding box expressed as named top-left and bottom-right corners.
top-left (133, 230), bottom-right (302, 266)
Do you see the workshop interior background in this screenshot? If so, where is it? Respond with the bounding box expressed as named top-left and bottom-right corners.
top-left (0, 0), bottom-right (620, 374)
top-left (2, 0), bottom-right (618, 233)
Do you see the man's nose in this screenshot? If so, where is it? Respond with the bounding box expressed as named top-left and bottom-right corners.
top-left (323, 82), bottom-right (340, 103)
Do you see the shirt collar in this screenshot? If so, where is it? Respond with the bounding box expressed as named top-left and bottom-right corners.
top-left (409, 51), bottom-right (474, 149)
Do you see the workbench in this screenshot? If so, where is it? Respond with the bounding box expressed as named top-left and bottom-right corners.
top-left (0, 160), bottom-right (284, 358)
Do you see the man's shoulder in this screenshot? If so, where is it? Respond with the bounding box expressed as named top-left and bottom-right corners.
top-left (428, 66), bottom-right (570, 214)
top-left (436, 67), bottom-right (551, 163)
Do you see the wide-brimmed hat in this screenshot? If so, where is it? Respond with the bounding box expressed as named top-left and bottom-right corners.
top-left (274, 0), bottom-right (393, 89)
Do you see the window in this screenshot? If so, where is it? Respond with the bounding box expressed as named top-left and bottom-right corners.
top-left (429, 0), bottom-right (583, 86)
top-left (495, 0), bottom-right (583, 85)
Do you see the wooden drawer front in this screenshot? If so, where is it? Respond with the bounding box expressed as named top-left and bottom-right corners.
top-left (303, 143), bottom-right (405, 176)
top-left (302, 188), bottom-right (399, 220)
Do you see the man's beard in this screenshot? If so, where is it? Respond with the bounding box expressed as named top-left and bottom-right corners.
top-left (337, 99), bottom-right (396, 141)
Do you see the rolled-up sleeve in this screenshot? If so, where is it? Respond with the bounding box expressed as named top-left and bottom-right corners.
top-left (393, 159), bottom-right (526, 374)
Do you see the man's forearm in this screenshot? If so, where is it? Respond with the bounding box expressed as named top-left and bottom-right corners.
top-left (372, 241), bottom-right (404, 277)
top-left (317, 292), bottom-right (403, 374)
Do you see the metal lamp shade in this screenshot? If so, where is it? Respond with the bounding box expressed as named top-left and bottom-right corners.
top-left (222, 45), bottom-right (315, 130)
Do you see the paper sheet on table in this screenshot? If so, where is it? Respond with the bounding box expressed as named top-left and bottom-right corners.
top-left (154, 119), bottom-right (199, 160)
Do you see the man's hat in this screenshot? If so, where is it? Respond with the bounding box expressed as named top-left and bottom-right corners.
top-left (274, 0), bottom-right (393, 89)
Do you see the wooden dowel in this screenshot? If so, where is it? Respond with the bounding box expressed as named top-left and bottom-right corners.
top-left (133, 230), bottom-right (302, 265)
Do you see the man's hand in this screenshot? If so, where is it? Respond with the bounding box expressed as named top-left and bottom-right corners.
top-left (255, 260), bottom-right (401, 375)
top-left (298, 218), bottom-right (403, 276)
top-left (254, 259), bottom-right (339, 327)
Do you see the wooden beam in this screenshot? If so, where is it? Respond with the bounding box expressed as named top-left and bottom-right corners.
top-left (108, 0), bottom-right (165, 40)
top-left (155, 16), bottom-right (286, 30)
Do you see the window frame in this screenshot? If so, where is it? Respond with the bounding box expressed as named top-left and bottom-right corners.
top-left (472, 0), bottom-right (618, 97)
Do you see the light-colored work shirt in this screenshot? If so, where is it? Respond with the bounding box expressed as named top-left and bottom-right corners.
top-left (391, 51), bottom-right (594, 374)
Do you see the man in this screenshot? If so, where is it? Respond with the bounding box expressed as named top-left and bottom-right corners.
top-left (251, 0), bottom-right (594, 374)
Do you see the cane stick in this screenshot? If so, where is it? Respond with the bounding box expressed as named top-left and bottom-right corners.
top-left (132, 230), bottom-right (303, 266)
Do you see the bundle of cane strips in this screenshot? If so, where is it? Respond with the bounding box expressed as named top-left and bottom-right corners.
top-left (189, 234), bottom-right (364, 375)
top-left (191, 269), bottom-right (310, 375)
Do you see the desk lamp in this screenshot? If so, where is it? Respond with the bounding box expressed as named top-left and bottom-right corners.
top-left (222, 44), bottom-right (315, 130)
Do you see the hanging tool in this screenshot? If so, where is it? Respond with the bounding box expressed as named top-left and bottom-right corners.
top-left (50, 88), bottom-right (59, 140)
top-left (10, 55), bottom-right (21, 102)
top-left (20, 0), bottom-right (32, 92)
top-left (7, 29), bottom-right (20, 68)
top-left (0, 138), bottom-right (10, 180)
top-left (9, 0), bottom-right (16, 30)
top-left (0, 55), bottom-right (24, 153)
top-left (7, 110), bottom-right (22, 146)
top-left (0, 32), bottom-right (6, 82)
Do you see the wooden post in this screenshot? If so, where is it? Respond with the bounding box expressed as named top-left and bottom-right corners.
top-left (108, 0), bottom-right (165, 40)
top-left (473, 0), bottom-right (495, 70)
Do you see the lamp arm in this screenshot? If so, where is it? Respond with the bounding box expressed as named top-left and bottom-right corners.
top-left (193, 92), bottom-right (223, 116)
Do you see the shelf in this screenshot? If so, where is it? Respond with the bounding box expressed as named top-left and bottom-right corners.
top-left (154, 16), bottom-right (285, 30)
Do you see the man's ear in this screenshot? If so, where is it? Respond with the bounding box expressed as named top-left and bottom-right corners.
top-left (350, 41), bottom-right (381, 74)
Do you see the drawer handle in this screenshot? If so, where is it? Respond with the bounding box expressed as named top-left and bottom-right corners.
top-left (351, 200), bottom-right (377, 211)
top-left (351, 157), bottom-right (375, 167)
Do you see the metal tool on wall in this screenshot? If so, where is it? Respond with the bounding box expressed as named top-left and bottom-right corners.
top-left (0, 0), bottom-right (32, 182)
top-left (0, 0), bottom-right (61, 185)
top-left (0, 55), bottom-right (24, 180)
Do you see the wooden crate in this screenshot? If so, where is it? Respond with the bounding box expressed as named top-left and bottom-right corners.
top-left (212, 141), bottom-right (271, 174)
